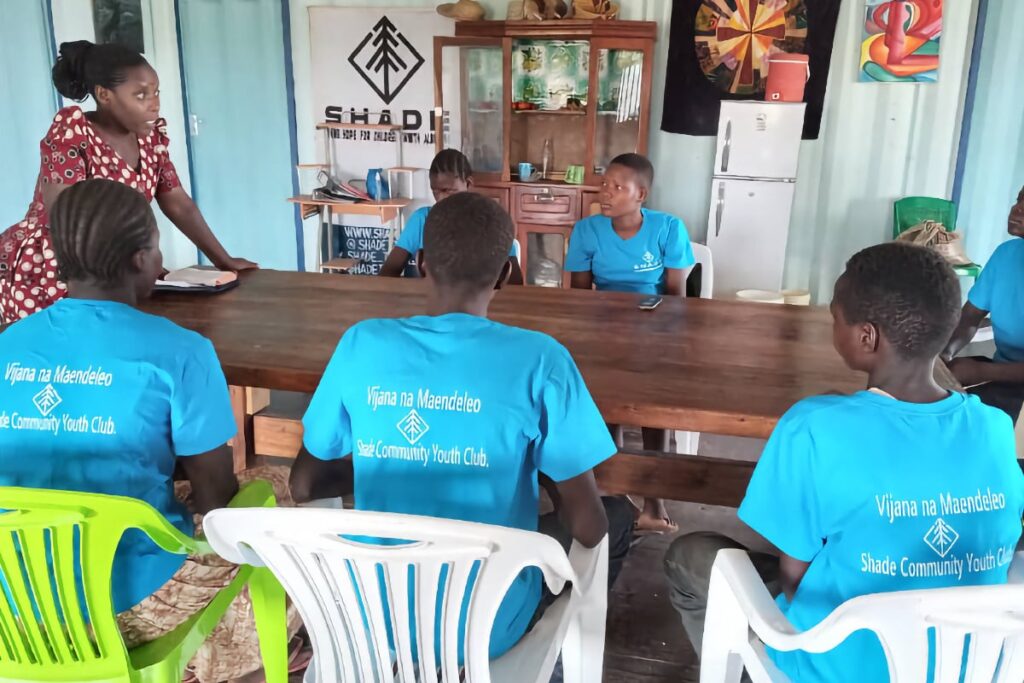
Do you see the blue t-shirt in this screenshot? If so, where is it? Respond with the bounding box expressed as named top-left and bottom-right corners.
top-left (394, 206), bottom-right (431, 255)
top-left (564, 208), bottom-right (695, 294)
top-left (302, 313), bottom-right (615, 658)
top-left (967, 238), bottom-right (1024, 362)
top-left (395, 206), bottom-right (518, 258)
top-left (0, 299), bottom-right (236, 613)
top-left (739, 391), bottom-right (1024, 683)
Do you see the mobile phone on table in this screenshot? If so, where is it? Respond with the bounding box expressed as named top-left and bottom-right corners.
top-left (638, 295), bottom-right (663, 310)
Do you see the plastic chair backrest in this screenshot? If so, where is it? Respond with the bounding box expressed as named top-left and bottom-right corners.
top-left (690, 243), bottom-right (714, 299)
top-left (512, 238), bottom-right (522, 266)
top-left (834, 583), bottom-right (1024, 681)
top-left (707, 549), bottom-right (1024, 683)
top-left (893, 197), bottom-right (958, 238)
top-left (204, 508), bottom-right (578, 683)
top-left (0, 487), bottom-right (195, 682)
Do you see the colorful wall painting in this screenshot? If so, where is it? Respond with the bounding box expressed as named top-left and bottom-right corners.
top-left (860, 0), bottom-right (942, 83)
top-left (662, 0), bottom-right (840, 139)
top-left (695, 0), bottom-right (809, 96)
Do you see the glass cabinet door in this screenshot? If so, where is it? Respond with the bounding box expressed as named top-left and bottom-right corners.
top-left (594, 47), bottom-right (646, 175)
top-left (520, 227), bottom-right (570, 288)
top-left (437, 42), bottom-right (505, 177)
top-left (509, 39), bottom-right (590, 182)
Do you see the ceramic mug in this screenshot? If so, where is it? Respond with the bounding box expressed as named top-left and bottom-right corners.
top-left (565, 164), bottom-right (585, 185)
top-left (518, 162), bottom-right (540, 181)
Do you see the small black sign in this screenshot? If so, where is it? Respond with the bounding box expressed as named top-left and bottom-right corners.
top-left (334, 224), bottom-right (391, 275)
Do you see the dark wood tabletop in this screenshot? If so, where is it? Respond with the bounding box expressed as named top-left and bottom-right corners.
top-left (142, 269), bottom-right (865, 439)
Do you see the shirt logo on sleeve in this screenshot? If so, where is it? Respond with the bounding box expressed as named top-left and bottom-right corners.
top-left (923, 518), bottom-right (959, 558)
top-left (396, 409), bottom-right (430, 445)
top-left (32, 384), bottom-right (62, 417)
top-left (633, 250), bottom-right (662, 273)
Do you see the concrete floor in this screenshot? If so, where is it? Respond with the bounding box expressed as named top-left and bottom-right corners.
top-left (601, 430), bottom-right (768, 682)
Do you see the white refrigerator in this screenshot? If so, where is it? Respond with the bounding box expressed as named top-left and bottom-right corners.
top-left (705, 101), bottom-right (806, 298)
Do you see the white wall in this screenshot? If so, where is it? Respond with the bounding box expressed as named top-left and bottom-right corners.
top-left (290, 0), bottom-right (453, 270)
top-left (290, 0), bottom-right (978, 298)
top-left (784, 0), bottom-right (977, 300)
top-left (622, 0), bottom-right (976, 301)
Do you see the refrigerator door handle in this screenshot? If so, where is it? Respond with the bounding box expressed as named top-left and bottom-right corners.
top-left (715, 182), bottom-right (725, 237)
top-left (721, 120), bottom-right (732, 174)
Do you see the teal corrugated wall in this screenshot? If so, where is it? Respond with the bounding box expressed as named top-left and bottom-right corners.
top-left (0, 1), bottom-right (58, 228)
top-left (958, 0), bottom-right (1024, 267)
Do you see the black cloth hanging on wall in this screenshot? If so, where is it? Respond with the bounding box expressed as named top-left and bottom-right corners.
top-left (660, 0), bottom-right (842, 140)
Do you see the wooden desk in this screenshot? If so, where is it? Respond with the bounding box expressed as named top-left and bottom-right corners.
top-left (144, 270), bottom-right (865, 504)
top-left (288, 196), bottom-right (410, 272)
top-left (288, 196), bottom-right (409, 223)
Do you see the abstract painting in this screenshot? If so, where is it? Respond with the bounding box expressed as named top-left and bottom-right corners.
top-left (860, 0), bottom-right (942, 83)
top-left (662, 0), bottom-right (841, 139)
top-left (695, 0), bottom-right (809, 96)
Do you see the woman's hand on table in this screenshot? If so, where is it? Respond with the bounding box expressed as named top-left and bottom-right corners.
top-left (214, 256), bottom-right (259, 272)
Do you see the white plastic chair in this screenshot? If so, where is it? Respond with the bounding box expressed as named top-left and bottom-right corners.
top-left (203, 508), bottom-right (608, 683)
top-left (701, 548), bottom-right (1024, 682)
top-left (676, 243), bottom-right (714, 455)
top-left (689, 243), bottom-right (714, 300)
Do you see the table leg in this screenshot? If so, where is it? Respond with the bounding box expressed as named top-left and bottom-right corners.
top-left (229, 386), bottom-right (271, 473)
top-left (316, 206), bottom-right (326, 273)
top-left (323, 205), bottom-right (335, 272)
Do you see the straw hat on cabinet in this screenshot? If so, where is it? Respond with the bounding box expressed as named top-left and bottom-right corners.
top-left (437, 0), bottom-right (486, 21)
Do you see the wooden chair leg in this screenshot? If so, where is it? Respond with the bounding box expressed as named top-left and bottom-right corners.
top-left (229, 387), bottom-right (271, 473)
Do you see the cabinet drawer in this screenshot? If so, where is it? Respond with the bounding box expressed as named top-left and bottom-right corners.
top-left (473, 186), bottom-right (510, 212)
top-left (513, 186), bottom-right (581, 225)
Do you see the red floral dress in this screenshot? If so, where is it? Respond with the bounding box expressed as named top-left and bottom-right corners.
top-left (0, 106), bottom-right (181, 323)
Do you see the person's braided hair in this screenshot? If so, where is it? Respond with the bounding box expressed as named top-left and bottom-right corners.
top-left (52, 40), bottom-right (148, 102)
top-left (835, 242), bottom-right (961, 359)
top-left (49, 179), bottom-right (156, 287)
top-left (429, 149), bottom-right (473, 182)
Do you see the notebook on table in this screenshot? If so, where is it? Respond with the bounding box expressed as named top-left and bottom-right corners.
top-left (153, 267), bottom-right (239, 294)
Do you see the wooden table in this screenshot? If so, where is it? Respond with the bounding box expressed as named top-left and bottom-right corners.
top-left (144, 270), bottom-right (866, 506)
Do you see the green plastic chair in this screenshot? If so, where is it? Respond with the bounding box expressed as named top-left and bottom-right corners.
top-left (0, 482), bottom-right (290, 683)
top-left (893, 196), bottom-right (981, 279)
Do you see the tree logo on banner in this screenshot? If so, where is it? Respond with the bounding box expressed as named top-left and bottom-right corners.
top-left (348, 16), bottom-right (425, 105)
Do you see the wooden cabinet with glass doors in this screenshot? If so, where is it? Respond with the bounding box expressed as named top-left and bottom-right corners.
top-left (434, 21), bottom-right (656, 287)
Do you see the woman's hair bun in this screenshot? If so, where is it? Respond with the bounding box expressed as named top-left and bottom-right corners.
top-left (52, 40), bottom-right (95, 101)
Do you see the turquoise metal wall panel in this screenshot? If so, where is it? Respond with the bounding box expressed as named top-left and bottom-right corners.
top-left (957, 0), bottom-right (1024, 267)
top-left (0, 1), bottom-right (57, 227)
top-left (177, 0), bottom-right (297, 270)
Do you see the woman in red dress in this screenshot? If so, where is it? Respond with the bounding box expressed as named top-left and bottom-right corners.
top-left (0, 41), bottom-right (256, 323)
